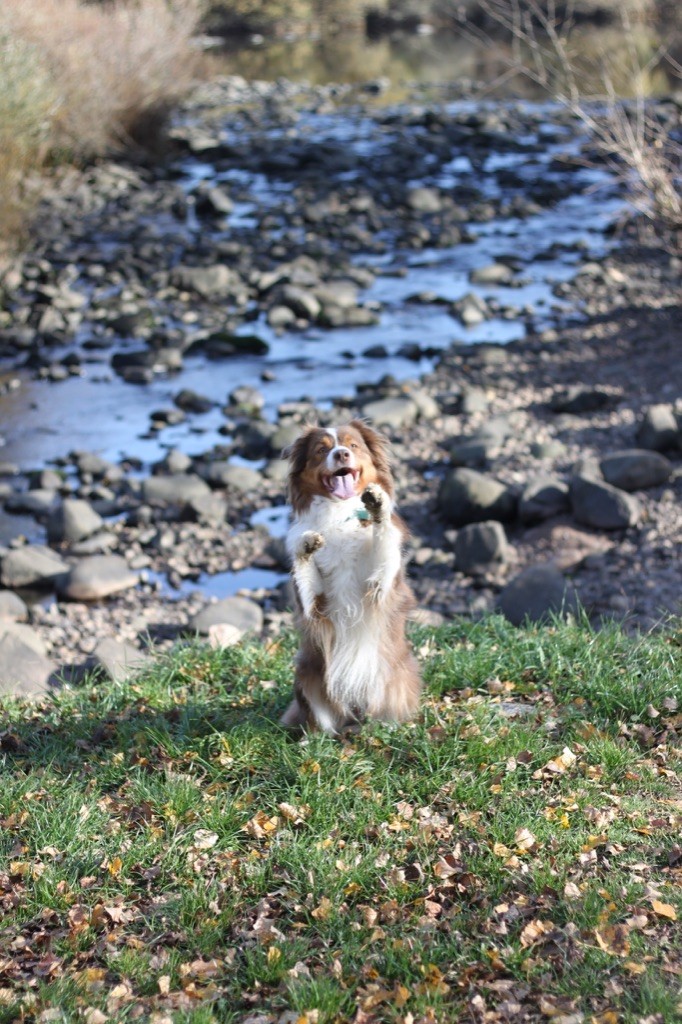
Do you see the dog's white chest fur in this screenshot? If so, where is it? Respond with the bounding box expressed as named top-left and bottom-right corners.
top-left (287, 492), bottom-right (402, 713)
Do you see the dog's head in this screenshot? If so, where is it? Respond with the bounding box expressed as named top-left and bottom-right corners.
top-left (283, 420), bottom-right (393, 514)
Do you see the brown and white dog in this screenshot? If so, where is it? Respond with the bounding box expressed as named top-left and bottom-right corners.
top-left (280, 420), bottom-right (421, 734)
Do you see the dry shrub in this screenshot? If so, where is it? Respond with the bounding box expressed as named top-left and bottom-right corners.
top-left (463, 0), bottom-right (682, 233)
top-left (0, 0), bottom-right (202, 159)
top-left (0, 34), bottom-right (57, 242)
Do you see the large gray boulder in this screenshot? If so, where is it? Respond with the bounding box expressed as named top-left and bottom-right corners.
top-left (47, 498), bottom-right (104, 544)
top-left (203, 462), bottom-right (261, 493)
top-left (141, 474), bottom-right (211, 507)
top-left (569, 475), bottom-right (641, 530)
top-left (86, 638), bottom-right (150, 683)
top-left (361, 396), bottom-right (420, 429)
top-left (58, 555), bottom-right (138, 601)
top-left (453, 521), bottom-right (510, 575)
top-left (0, 632), bottom-right (55, 698)
top-left (4, 489), bottom-right (60, 517)
top-left (519, 476), bottom-right (570, 524)
top-left (498, 564), bottom-right (580, 626)
top-left (170, 264), bottom-right (247, 303)
top-left (636, 404), bottom-right (678, 452)
top-left (438, 468), bottom-right (517, 526)
top-left (189, 596), bottom-right (263, 637)
top-left (0, 590), bottom-right (28, 621)
top-left (1, 545), bottom-right (70, 589)
top-left (600, 449), bottom-right (672, 492)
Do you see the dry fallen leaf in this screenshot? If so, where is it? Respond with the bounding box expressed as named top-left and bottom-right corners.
top-left (594, 924), bottom-right (630, 956)
top-left (651, 899), bottom-right (677, 921)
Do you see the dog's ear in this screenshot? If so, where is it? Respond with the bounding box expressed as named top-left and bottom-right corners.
top-left (349, 419), bottom-right (394, 497)
top-left (281, 425), bottom-right (316, 474)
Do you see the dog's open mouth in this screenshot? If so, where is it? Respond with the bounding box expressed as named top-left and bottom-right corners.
top-left (323, 467), bottom-right (359, 500)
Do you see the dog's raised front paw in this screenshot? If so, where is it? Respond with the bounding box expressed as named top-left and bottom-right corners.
top-left (361, 483), bottom-right (386, 522)
top-left (296, 530), bottom-right (324, 560)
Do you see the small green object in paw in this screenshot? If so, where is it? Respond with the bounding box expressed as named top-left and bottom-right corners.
top-left (348, 508), bottom-right (370, 522)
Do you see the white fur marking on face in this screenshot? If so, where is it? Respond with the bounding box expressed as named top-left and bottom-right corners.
top-left (326, 428), bottom-right (338, 445)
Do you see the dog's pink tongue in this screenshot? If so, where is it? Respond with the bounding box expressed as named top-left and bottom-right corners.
top-left (331, 473), bottom-right (355, 499)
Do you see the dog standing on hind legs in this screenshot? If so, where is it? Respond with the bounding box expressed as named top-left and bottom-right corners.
top-left (280, 420), bottom-right (421, 734)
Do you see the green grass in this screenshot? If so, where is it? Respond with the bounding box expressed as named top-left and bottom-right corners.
top-left (1, 617), bottom-right (681, 1023)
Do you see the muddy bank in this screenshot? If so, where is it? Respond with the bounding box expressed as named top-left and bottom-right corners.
top-left (0, 76), bottom-right (679, 696)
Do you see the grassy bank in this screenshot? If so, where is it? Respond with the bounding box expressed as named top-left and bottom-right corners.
top-left (1, 617), bottom-right (680, 1022)
top-left (0, 0), bottom-right (200, 248)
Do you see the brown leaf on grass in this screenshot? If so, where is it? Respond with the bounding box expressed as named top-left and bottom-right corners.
top-left (178, 958), bottom-right (223, 979)
top-left (191, 829), bottom-right (218, 850)
top-left (520, 919), bottom-right (554, 947)
top-left (243, 811), bottom-right (280, 839)
top-left (533, 747), bottom-right (577, 780)
top-left (311, 896), bottom-right (333, 921)
top-left (594, 924), bottom-right (630, 956)
top-left (68, 905), bottom-right (91, 933)
top-left (278, 802), bottom-right (310, 825)
top-left (514, 827), bottom-right (539, 853)
top-left (651, 900), bottom-right (677, 920)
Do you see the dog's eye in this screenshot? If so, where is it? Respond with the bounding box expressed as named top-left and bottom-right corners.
top-left (317, 445), bottom-right (328, 455)
top-left (350, 443), bottom-right (358, 449)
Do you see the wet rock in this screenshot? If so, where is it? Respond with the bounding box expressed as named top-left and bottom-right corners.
top-left (186, 493), bottom-right (228, 525)
top-left (193, 184), bottom-right (234, 217)
top-left (0, 590), bottom-right (28, 621)
top-left (406, 187), bottom-right (442, 213)
top-left (170, 264), bottom-right (247, 303)
top-left (438, 468), bottom-right (517, 526)
top-left (600, 449), bottom-right (672, 491)
top-left (1, 545), bottom-right (70, 589)
top-left (452, 293), bottom-right (490, 327)
top-left (362, 396), bottom-right (419, 429)
top-left (4, 489), bottom-right (60, 518)
top-left (174, 388), bottom-right (214, 413)
top-left (0, 632), bottom-right (55, 698)
top-left (453, 521), bottom-right (510, 574)
top-left (141, 474), bottom-right (211, 507)
top-left (233, 421), bottom-right (278, 459)
top-left (314, 280), bottom-right (358, 310)
top-left (228, 385), bottom-right (265, 415)
top-left (156, 449), bottom-right (193, 475)
top-left (74, 452), bottom-right (120, 481)
top-left (279, 285), bottom-right (321, 321)
top-left (204, 462), bottom-right (261, 493)
top-left (470, 262), bottom-right (514, 285)
top-left (519, 475), bottom-right (570, 524)
top-left (549, 385), bottom-right (616, 414)
top-left (58, 555), bottom-right (138, 601)
top-left (189, 595), bottom-right (263, 637)
top-left (636, 404), bottom-right (679, 451)
top-left (569, 475), bottom-right (641, 529)
top-left (267, 305), bottom-right (297, 328)
top-left (86, 638), bottom-right (150, 683)
top-left (47, 499), bottom-right (104, 544)
top-left (498, 564), bottom-right (579, 626)
top-left (197, 331), bottom-right (269, 356)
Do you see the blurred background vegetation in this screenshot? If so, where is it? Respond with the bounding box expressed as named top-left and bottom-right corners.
top-left (0, 0), bottom-right (679, 248)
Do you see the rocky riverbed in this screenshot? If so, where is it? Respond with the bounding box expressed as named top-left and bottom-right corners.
top-left (0, 75), bottom-right (680, 697)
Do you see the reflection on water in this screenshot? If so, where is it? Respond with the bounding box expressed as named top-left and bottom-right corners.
top-left (211, 25), bottom-right (673, 100)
